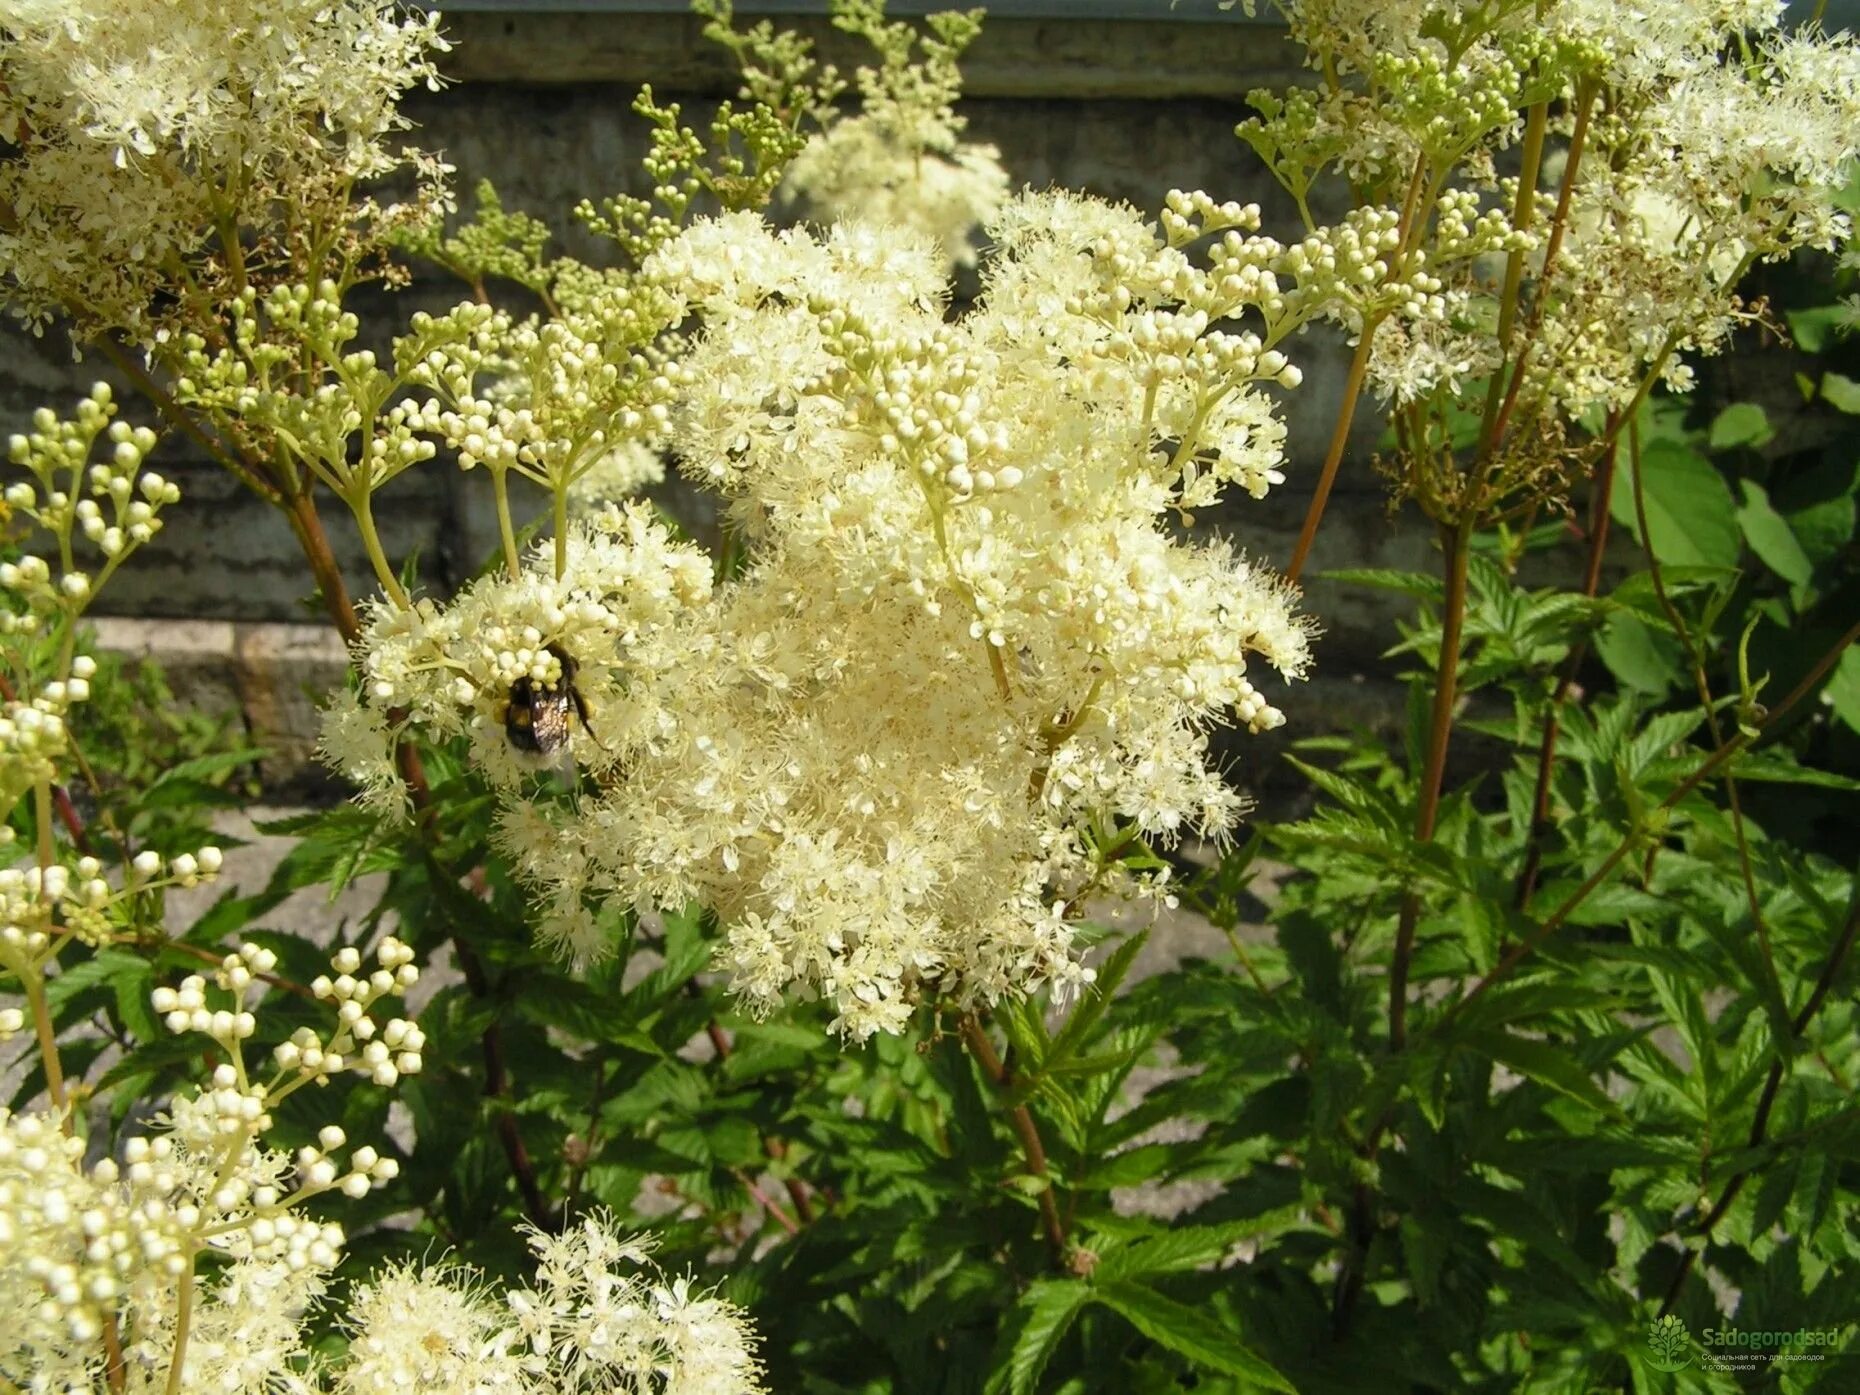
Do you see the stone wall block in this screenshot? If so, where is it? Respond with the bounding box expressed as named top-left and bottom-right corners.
top-left (231, 623), bottom-right (351, 790)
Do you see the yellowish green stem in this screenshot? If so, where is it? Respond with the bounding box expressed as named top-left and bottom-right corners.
top-left (553, 484), bottom-right (570, 582)
top-left (21, 966), bottom-right (66, 1117)
top-left (164, 1257), bottom-right (196, 1395)
top-left (351, 492), bottom-right (410, 609)
top-left (493, 468), bottom-right (522, 579)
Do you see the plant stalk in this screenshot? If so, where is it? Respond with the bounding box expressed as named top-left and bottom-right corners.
top-left (1514, 428), bottom-right (1619, 906)
top-left (1287, 329), bottom-right (1376, 585)
top-left (960, 1013), bottom-right (1068, 1265)
top-left (1389, 518), bottom-right (1473, 1052)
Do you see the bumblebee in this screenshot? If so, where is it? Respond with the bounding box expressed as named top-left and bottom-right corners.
top-left (503, 644), bottom-right (601, 756)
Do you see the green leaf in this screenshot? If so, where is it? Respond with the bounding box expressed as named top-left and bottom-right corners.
top-left (984, 1280), bottom-right (1090, 1395)
top-left (1728, 750), bottom-right (1860, 789)
top-left (1788, 305), bottom-right (1845, 353)
top-left (1773, 457), bottom-right (1858, 568)
top-left (1316, 568), bottom-right (1445, 601)
top-left (1709, 402), bottom-right (1771, 450)
top-left (1468, 1030), bottom-right (1621, 1117)
top-left (1095, 1213), bottom-right (1310, 1283)
top-left (1819, 370), bottom-right (1860, 413)
top-left (1736, 479), bottom-right (1814, 586)
top-left (1611, 438), bottom-right (1741, 568)
top-left (1594, 610), bottom-right (1680, 696)
top-left (1445, 981), bottom-right (1622, 1036)
top-left (1043, 930), bottom-right (1148, 1075)
top-left (1825, 645), bottom-right (1860, 735)
top-left (45, 950), bottom-right (146, 1013)
top-left (1092, 1281), bottom-right (1296, 1392)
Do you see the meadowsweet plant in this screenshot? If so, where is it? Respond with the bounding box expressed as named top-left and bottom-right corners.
top-left (327, 188), bottom-right (1439, 1029)
top-left (3, 0), bottom-right (1860, 1390)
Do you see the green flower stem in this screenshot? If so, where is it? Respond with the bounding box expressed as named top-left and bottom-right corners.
top-left (1475, 101), bottom-right (1547, 463)
top-left (351, 489), bottom-right (410, 610)
top-left (163, 1257), bottom-right (195, 1395)
top-left (18, 952), bottom-right (66, 1118)
top-left (493, 466), bottom-right (522, 579)
top-left (1514, 422), bottom-right (1620, 906)
top-left (554, 483), bottom-right (570, 582)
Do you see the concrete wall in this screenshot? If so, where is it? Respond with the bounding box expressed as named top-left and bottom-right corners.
top-left (2, 11), bottom-right (1458, 788)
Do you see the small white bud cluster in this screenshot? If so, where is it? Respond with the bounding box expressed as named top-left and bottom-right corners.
top-left (0, 669), bottom-right (82, 816)
top-left (0, 1108), bottom-right (184, 1348)
top-left (412, 299), bottom-right (676, 487)
top-left (486, 625), bottom-right (569, 690)
top-left (152, 974), bottom-right (257, 1043)
top-left (1374, 42), bottom-right (1523, 164)
top-left (1434, 187), bottom-right (1534, 263)
top-left (277, 937), bottom-right (425, 1087)
top-left (1160, 187), bottom-right (1264, 246)
top-left (128, 842), bottom-right (224, 891)
top-left (0, 838), bottom-right (119, 961)
top-left (4, 385), bottom-right (179, 626)
top-left (826, 309), bottom-right (1016, 502)
top-left (1274, 206), bottom-right (1408, 325)
top-left (297, 1126), bottom-right (402, 1201)
top-left (0, 554), bottom-right (60, 637)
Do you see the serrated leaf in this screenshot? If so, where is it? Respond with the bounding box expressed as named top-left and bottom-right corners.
top-left (1044, 930), bottom-right (1148, 1075)
top-left (1470, 1030), bottom-right (1621, 1117)
top-left (1094, 1213), bottom-right (1308, 1283)
top-left (1446, 980), bottom-right (1621, 1036)
top-left (1317, 568), bottom-right (1445, 601)
top-left (1822, 646), bottom-right (1860, 735)
top-left (45, 949), bottom-right (146, 1012)
top-left (1727, 750), bottom-right (1860, 789)
top-left (984, 1280), bottom-right (1090, 1395)
top-left (1594, 611), bottom-right (1680, 696)
top-left (1092, 1281), bottom-right (1296, 1391)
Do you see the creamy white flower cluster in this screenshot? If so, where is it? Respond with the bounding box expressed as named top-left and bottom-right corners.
top-left (1534, 8), bottom-right (1860, 402)
top-left (780, 1), bottom-right (1008, 269)
top-left (322, 503), bottom-right (713, 821)
top-left (0, 0), bottom-right (449, 337)
top-left (338, 1213), bottom-right (764, 1395)
top-left (0, 937), bottom-right (417, 1392)
top-left (1249, 0), bottom-right (1860, 413)
top-left (379, 192), bottom-right (1352, 1039)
